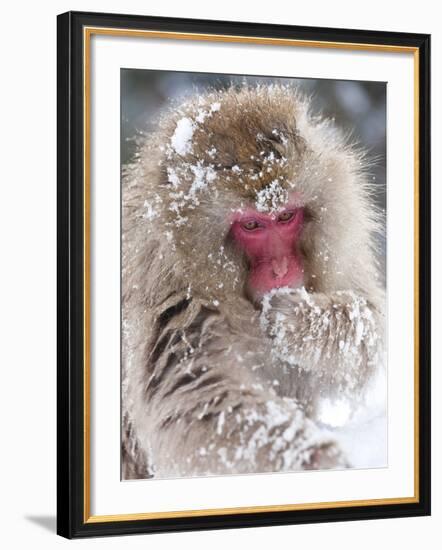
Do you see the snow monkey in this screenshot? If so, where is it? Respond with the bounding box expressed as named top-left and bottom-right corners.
top-left (122, 84), bottom-right (385, 480)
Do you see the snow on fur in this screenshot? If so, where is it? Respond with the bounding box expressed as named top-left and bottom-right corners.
top-left (121, 84), bottom-right (386, 480)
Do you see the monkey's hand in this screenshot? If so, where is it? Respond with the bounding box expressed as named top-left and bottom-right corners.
top-left (150, 391), bottom-right (350, 476)
top-left (260, 287), bottom-right (384, 399)
top-left (214, 398), bottom-right (351, 473)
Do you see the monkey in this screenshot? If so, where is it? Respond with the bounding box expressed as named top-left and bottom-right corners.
top-left (121, 84), bottom-right (385, 480)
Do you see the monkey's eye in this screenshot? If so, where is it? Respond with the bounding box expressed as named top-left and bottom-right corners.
top-left (242, 220), bottom-right (261, 231)
top-left (277, 211), bottom-right (295, 223)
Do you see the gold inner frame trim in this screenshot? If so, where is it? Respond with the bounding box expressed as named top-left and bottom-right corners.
top-left (83, 26), bottom-right (420, 524)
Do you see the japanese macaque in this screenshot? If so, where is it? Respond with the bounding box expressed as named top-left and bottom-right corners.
top-left (122, 84), bottom-right (385, 480)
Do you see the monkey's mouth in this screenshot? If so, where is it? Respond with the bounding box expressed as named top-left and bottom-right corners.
top-left (249, 256), bottom-right (304, 294)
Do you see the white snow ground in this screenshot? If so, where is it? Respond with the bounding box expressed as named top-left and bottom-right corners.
top-left (317, 371), bottom-right (387, 469)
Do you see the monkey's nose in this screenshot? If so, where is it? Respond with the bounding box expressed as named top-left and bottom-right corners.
top-left (271, 257), bottom-right (289, 279)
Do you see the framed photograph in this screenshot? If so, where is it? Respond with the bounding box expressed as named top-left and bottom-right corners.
top-left (57, 11), bottom-right (431, 538)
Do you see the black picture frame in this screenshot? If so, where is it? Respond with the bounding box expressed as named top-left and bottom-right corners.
top-left (57, 10), bottom-right (431, 539)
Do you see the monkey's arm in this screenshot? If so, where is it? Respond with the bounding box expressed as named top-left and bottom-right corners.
top-left (149, 376), bottom-right (346, 478)
top-left (149, 385), bottom-right (345, 478)
top-left (260, 287), bottom-right (384, 401)
top-left (132, 308), bottom-right (347, 478)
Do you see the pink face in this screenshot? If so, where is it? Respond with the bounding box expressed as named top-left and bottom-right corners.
top-left (230, 205), bottom-right (305, 297)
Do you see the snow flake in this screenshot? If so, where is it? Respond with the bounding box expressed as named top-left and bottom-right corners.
top-left (255, 180), bottom-right (289, 213)
top-left (142, 200), bottom-right (158, 221)
top-left (171, 117), bottom-right (194, 155)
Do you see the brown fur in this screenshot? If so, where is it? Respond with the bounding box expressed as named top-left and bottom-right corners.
top-left (122, 85), bottom-right (385, 479)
